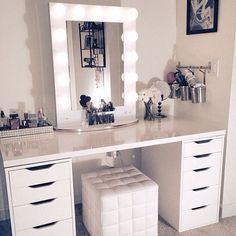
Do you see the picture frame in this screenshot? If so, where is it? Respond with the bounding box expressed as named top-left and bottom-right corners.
top-left (186, 0), bottom-right (219, 35)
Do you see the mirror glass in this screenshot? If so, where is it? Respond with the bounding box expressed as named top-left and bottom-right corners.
top-left (66, 21), bottom-right (124, 110)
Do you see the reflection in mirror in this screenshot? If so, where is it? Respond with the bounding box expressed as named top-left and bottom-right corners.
top-left (66, 21), bottom-right (124, 110)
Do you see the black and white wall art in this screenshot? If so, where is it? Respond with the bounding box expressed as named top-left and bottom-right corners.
top-left (187, 0), bottom-right (219, 35)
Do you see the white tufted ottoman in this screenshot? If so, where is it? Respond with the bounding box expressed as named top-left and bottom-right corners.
top-left (81, 166), bottom-right (158, 236)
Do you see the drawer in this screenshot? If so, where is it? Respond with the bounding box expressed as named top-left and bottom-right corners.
top-left (182, 185), bottom-right (219, 210)
top-left (183, 165), bottom-right (221, 190)
top-left (181, 204), bottom-right (218, 231)
top-left (183, 138), bottom-right (223, 157)
top-left (10, 162), bottom-right (70, 188)
top-left (14, 196), bottom-right (72, 231)
top-left (12, 179), bottom-right (71, 207)
top-left (183, 152), bottom-right (221, 171)
top-left (16, 218), bottom-right (74, 236)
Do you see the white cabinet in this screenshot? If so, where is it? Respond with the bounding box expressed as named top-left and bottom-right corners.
top-left (5, 159), bottom-right (76, 236)
top-left (141, 135), bottom-right (224, 232)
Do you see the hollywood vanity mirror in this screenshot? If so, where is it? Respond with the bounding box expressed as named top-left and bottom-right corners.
top-left (49, 3), bottom-right (139, 131)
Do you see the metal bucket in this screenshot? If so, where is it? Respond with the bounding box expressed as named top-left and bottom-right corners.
top-left (169, 84), bottom-right (180, 99)
top-left (180, 86), bottom-right (191, 101)
top-left (191, 86), bottom-right (206, 103)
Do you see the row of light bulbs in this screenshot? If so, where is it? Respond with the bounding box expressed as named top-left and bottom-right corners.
top-left (51, 3), bottom-right (139, 22)
top-left (50, 3), bottom-right (139, 108)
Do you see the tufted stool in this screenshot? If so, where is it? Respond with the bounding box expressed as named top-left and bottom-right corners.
top-left (81, 166), bottom-right (158, 236)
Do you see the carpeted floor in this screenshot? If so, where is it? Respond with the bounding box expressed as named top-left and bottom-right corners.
top-left (1, 205), bottom-right (236, 236)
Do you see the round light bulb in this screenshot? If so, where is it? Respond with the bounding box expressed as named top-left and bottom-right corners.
top-left (107, 7), bottom-right (122, 22)
top-left (126, 8), bottom-right (138, 21)
top-left (52, 3), bottom-right (66, 18)
top-left (124, 72), bottom-right (138, 83)
top-left (56, 52), bottom-right (68, 65)
top-left (127, 92), bottom-right (139, 102)
top-left (122, 31), bottom-right (138, 43)
top-left (53, 29), bottom-right (67, 43)
top-left (71, 5), bottom-right (86, 19)
top-left (90, 6), bottom-right (104, 21)
top-left (57, 73), bottom-right (70, 87)
top-left (58, 96), bottom-right (71, 109)
top-left (122, 52), bottom-right (138, 63)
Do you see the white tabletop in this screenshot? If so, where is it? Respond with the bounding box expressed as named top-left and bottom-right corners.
top-left (0, 116), bottom-right (226, 168)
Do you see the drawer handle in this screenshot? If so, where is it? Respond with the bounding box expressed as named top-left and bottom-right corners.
top-left (33, 221), bottom-right (58, 229)
top-left (30, 198), bottom-right (56, 205)
top-left (192, 186), bottom-right (209, 191)
top-left (193, 167), bottom-right (210, 172)
top-left (29, 181), bottom-right (55, 188)
top-left (194, 153), bottom-right (211, 159)
top-left (26, 164), bottom-right (54, 171)
top-left (191, 205), bottom-right (207, 211)
top-left (195, 139), bottom-right (212, 144)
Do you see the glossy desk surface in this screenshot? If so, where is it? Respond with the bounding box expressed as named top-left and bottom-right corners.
top-left (0, 117), bottom-right (226, 168)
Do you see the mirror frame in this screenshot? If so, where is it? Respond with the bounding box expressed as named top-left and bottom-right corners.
top-left (49, 3), bottom-right (138, 128)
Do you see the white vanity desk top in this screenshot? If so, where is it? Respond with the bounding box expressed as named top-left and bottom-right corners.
top-left (0, 116), bottom-right (226, 168)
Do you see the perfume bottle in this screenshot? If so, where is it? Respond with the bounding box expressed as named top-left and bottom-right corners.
top-left (9, 113), bottom-right (20, 130)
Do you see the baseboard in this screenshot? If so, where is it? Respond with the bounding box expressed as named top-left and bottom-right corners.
top-left (0, 209), bottom-right (9, 221)
top-left (222, 203), bottom-right (236, 218)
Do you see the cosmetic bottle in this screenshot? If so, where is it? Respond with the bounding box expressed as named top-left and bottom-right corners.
top-left (28, 113), bottom-right (38, 128)
top-left (9, 114), bottom-right (20, 130)
top-left (21, 113), bottom-right (29, 128)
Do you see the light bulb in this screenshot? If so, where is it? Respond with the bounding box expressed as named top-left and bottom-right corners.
top-left (71, 5), bottom-right (86, 19)
top-left (51, 3), bottom-right (66, 18)
top-left (107, 7), bottom-right (122, 22)
top-left (126, 8), bottom-right (138, 21)
top-left (127, 92), bottom-right (139, 102)
top-left (122, 52), bottom-right (138, 63)
top-left (122, 31), bottom-right (138, 43)
top-left (53, 29), bottom-right (67, 43)
top-left (90, 6), bottom-right (103, 20)
top-left (57, 73), bottom-right (70, 87)
top-left (58, 96), bottom-right (70, 109)
top-left (56, 52), bottom-right (68, 65)
top-left (123, 72), bottom-right (138, 83)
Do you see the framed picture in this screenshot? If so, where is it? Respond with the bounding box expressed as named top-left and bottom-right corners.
top-left (186, 0), bottom-right (219, 35)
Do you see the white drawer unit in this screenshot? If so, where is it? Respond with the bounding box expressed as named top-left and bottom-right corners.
top-left (182, 185), bottom-right (219, 210)
top-left (16, 218), bottom-right (73, 236)
top-left (14, 196), bottom-right (72, 231)
top-left (5, 159), bottom-right (76, 236)
top-left (141, 135), bottom-right (224, 233)
top-left (181, 204), bottom-right (218, 231)
top-left (182, 165), bottom-right (221, 190)
top-left (183, 138), bottom-right (223, 157)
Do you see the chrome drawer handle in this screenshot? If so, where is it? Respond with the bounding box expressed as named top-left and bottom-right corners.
top-left (33, 221), bottom-right (58, 229)
top-left (29, 181), bottom-right (55, 188)
top-left (26, 164), bottom-right (54, 171)
top-left (195, 139), bottom-right (212, 144)
top-left (30, 198), bottom-right (56, 205)
top-left (192, 186), bottom-right (209, 191)
top-left (193, 167), bottom-right (210, 172)
top-left (194, 153), bottom-right (211, 158)
top-left (191, 205), bottom-right (207, 211)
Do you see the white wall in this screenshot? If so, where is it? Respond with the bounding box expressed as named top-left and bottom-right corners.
top-left (175, 0), bottom-right (236, 127)
top-left (222, 30), bottom-right (236, 217)
top-left (0, 0), bottom-right (177, 220)
top-left (176, 0), bottom-right (236, 217)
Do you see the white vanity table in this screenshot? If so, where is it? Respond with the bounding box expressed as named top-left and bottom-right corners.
top-left (0, 116), bottom-right (225, 235)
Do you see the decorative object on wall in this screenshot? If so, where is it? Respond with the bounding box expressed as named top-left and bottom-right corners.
top-left (138, 80), bottom-right (170, 120)
top-left (186, 0), bottom-right (219, 35)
